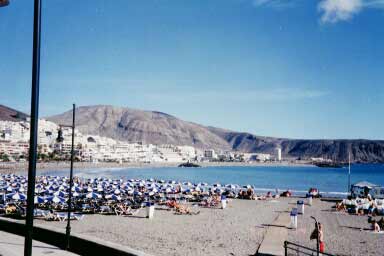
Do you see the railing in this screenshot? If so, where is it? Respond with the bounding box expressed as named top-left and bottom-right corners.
top-left (284, 241), bottom-right (335, 256)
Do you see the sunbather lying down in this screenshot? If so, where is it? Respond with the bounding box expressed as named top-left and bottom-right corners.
top-left (5, 205), bottom-right (17, 214)
top-left (174, 204), bottom-right (200, 215)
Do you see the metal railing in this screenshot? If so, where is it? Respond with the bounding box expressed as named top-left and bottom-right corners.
top-left (284, 241), bottom-right (335, 256)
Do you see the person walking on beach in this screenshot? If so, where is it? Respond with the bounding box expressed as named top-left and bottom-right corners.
top-left (311, 222), bottom-right (325, 253)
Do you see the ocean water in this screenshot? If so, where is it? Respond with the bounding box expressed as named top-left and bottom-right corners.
top-left (42, 164), bottom-right (384, 197)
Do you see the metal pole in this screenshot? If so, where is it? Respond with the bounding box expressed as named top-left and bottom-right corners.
top-left (311, 216), bottom-right (319, 256)
top-left (24, 1), bottom-right (42, 255)
top-left (65, 104), bottom-right (76, 249)
top-left (348, 151), bottom-right (351, 196)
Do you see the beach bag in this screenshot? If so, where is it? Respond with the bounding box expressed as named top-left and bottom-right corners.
top-left (310, 228), bottom-right (318, 240)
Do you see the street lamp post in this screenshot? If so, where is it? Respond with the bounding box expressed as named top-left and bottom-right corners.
top-left (56, 104), bottom-right (76, 249)
top-left (1, 1), bottom-right (42, 255)
top-left (1, 0), bottom-right (44, 255)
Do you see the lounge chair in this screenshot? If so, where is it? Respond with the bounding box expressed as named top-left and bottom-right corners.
top-left (98, 205), bottom-right (113, 214)
top-left (55, 212), bottom-right (67, 221)
top-left (34, 209), bottom-right (49, 218)
top-left (53, 212), bottom-right (84, 221)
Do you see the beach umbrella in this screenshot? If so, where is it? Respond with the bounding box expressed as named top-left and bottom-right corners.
top-left (7, 192), bottom-right (27, 201)
top-left (215, 188), bottom-right (222, 193)
top-left (105, 194), bottom-right (120, 201)
top-left (46, 185), bottom-right (55, 191)
top-left (6, 186), bottom-right (14, 192)
top-left (53, 191), bottom-right (67, 197)
top-left (34, 196), bottom-right (45, 204)
top-left (226, 184), bottom-right (237, 190)
top-left (86, 192), bottom-right (101, 199)
top-left (72, 192), bottom-right (80, 197)
top-left (72, 186), bottom-right (81, 192)
top-left (58, 185), bottom-right (67, 191)
top-left (114, 189), bottom-right (121, 195)
top-left (46, 196), bottom-right (66, 204)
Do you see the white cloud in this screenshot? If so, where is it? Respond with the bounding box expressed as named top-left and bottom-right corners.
top-left (318, 0), bottom-right (384, 24)
top-left (318, 0), bottom-right (363, 23)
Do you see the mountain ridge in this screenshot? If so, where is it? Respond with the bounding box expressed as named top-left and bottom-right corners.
top-left (0, 104), bottom-right (29, 122)
top-left (46, 105), bottom-right (384, 163)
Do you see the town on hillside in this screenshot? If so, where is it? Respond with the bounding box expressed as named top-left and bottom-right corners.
top-left (0, 119), bottom-right (280, 164)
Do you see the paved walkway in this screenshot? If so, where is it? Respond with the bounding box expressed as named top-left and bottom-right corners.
top-left (257, 200), bottom-right (300, 256)
top-left (0, 231), bottom-right (78, 256)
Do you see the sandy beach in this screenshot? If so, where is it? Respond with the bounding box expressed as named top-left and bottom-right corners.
top-left (31, 198), bottom-right (384, 256)
top-left (36, 199), bottom-right (290, 256)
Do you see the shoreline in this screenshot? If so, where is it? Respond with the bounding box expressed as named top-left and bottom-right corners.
top-left (0, 160), bottom-right (314, 174)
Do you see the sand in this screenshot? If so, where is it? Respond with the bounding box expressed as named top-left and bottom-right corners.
top-left (32, 198), bottom-right (384, 256)
top-left (36, 199), bottom-right (291, 256)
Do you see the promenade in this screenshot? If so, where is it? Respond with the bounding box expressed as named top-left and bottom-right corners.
top-left (0, 231), bottom-right (78, 256)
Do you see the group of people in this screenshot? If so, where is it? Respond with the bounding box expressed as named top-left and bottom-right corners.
top-left (336, 194), bottom-right (384, 217)
top-left (335, 194), bottom-right (384, 233)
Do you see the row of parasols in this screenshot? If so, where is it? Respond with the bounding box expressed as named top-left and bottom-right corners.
top-left (0, 174), bottom-right (255, 205)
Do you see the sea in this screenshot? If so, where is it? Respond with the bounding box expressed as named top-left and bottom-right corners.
top-left (41, 164), bottom-right (384, 198)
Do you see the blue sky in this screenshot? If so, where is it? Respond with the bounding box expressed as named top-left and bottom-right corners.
top-left (1, 0), bottom-right (383, 140)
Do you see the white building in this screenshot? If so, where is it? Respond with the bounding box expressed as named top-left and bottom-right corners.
top-left (276, 148), bottom-right (282, 161)
top-left (203, 149), bottom-right (217, 160)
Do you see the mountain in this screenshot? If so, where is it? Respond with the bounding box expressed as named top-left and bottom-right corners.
top-left (0, 104), bottom-right (29, 122)
top-left (207, 127), bottom-right (384, 162)
top-left (46, 105), bottom-right (384, 163)
top-left (213, 131), bottom-right (384, 163)
top-left (47, 105), bottom-right (231, 151)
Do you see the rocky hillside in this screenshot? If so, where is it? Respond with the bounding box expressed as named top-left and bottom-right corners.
top-left (207, 128), bottom-right (384, 163)
top-left (43, 104), bottom-right (384, 163)
top-left (47, 105), bottom-right (231, 150)
top-left (0, 104), bottom-right (28, 122)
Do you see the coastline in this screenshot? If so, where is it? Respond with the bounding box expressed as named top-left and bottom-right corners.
top-left (0, 160), bottom-right (314, 174)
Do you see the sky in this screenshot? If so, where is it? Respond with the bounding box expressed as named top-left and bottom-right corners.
top-left (0, 0), bottom-right (384, 140)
